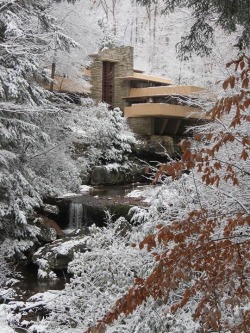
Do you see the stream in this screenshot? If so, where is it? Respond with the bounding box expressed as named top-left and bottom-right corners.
top-left (13, 263), bottom-right (68, 301)
top-left (56, 183), bottom-right (149, 230)
top-left (0, 183), bottom-right (154, 333)
top-left (11, 183), bottom-right (150, 302)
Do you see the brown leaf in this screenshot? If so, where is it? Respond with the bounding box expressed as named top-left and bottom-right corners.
top-left (223, 78), bottom-right (229, 90)
top-left (239, 61), bottom-right (245, 70)
top-left (240, 149), bottom-right (248, 161)
top-left (229, 76), bottom-right (236, 89)
top-left (242, 136), bottom-right (250, 146)
top-left (244, 99), bottom-right (250, 109)
top-left (242, 77), bottom-right (249, 89)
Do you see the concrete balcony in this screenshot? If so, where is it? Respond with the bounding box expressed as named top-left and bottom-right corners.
top-left (117, 72), bottom-right (172, 85)
top-left (125, 103), bottom-right (209, 136)
top-left (124, 103), bottom-right (206, 119)
top-left (125, 85), bottom-right (206, 99)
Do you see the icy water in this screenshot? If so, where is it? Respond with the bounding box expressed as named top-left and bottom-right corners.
top-left (63, 183), bottom-right (149, 230)
top-left (13, 184), bottom-right (149, 301)
top-left (13, 263), bottom-right (69, 302)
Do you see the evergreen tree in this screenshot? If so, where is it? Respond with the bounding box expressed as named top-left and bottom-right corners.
top-left (0, 0), bottom-right (79, 104)
top-left (0, 1), bottom-right (80, 256)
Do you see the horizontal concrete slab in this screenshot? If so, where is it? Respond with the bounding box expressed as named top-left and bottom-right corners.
top-left (124, 85), bottom-right (206, 99)
top-left (117, 72), bottom-right (172, 85)
top-left (124, 103), bottom-right (208, 119)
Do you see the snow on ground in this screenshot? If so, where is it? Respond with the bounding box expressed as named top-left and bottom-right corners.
top-left (27, 290), bottom-right (61, 304)
top-left (79, 185), bottom-right (93, 193)
top-left (0, 304), bottom-right (16, 333)
top-left (59, 192), bottom-right (80, 198)
top-left (59, 185), bottom-right (93, 198)
top-left (0, 291), bottom-right (62, 333)
top-left (126, 189), bottom-right (144, 198)
top-left (51, 237), bottom-right (88, 256)
top-left (126, 184), bottom-right (161, 201)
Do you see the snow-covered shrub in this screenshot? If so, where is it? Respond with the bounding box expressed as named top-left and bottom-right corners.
top-left (69, 101), bottom-right (136, 167)
top-left (29, 219), bottom-right (151, 332)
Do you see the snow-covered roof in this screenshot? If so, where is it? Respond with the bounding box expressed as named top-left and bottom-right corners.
top-left (116, 72), bottom-right (172, 85)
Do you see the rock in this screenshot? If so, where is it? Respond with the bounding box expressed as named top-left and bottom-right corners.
top-left (132, 134), bottom-right (175, 161)
top-left (90, 166), bottom-right (109, 185)
top-left (37, 200), bottom-right (60, 222)
top-left (43, 204), bottom-right (59, 215)
top-left (33, 235), bottom-right (89, 278)
top-left (64, 228), bottom-right (90, 238)
top-left (90, 163), bottom-right (145, 186)
top-left (14, 327), bottom-right (28, 333)
top-left (43, 217), bottom-right (64, 238)
top-left (32, 217), bottom-right (64, 243)
top-left (88, 135), bottom-right (175, 186)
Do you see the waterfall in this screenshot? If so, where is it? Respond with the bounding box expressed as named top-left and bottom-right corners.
top-left (68, 202), bottom-right (83, 229)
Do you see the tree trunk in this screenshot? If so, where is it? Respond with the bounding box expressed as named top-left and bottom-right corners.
top-left (49, 62), bottom-right (56, 92)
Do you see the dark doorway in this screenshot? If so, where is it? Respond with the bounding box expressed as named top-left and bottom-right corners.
top-left (102, 61), bottom-right (114, 106)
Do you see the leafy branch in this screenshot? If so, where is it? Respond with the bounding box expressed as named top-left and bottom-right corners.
top-left (84, 54), bottom-right (250, 333)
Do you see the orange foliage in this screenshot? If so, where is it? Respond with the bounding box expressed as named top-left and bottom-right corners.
top-left (84, 55), bottom-right (250, 333)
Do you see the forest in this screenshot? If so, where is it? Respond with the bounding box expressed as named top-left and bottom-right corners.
top-left (0, 0), bottom-right (249, 332)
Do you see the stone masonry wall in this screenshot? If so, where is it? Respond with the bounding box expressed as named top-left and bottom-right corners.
top-left (127, 117), bottom-right (155, 135)
top-left (90, 54), bottom-right (103, 104)
top-left (90, 46), bottom-right (134, 111)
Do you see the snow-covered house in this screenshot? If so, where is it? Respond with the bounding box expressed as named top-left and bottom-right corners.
top-left (89, 46), bottom-right (208, 136)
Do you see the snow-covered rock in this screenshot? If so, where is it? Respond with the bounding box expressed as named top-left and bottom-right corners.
top-left (33, 235), bottom-right (89, 279)
top-left (90, 163), bottom-right (145, 185)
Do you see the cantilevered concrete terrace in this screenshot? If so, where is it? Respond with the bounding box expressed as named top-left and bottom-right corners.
top-left (124, 103), bottom-right (208, 136)
top-left (121, 74), bottom-right (210, 136)
top-left (124, 85), bottom-right (206, 99)
top-left (124, 103), bottom-right (205, 119)
top-left (117, 73), bottom-right (172, 86)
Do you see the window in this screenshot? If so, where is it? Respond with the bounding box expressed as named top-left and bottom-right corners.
top-left (102, 61), bottom-right (114, 106)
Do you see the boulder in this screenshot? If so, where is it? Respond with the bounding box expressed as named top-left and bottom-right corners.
top-left (42, 217), bottom-right (64, 238)
top-left (90, 163), bottom-right (145, 186)
top-left (43, 204), bottom-right (59, 215)
top-left (132, 135), bottom-right (174, 161)
top-left (32, 217), bottom-right (64, 243)
top-left (37, 201), bottom-right (60, 222)
top-left (33, 234), bottom-right (89, 279)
